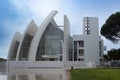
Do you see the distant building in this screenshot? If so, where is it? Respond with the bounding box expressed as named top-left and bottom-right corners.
top-left (7, 11), bottom-right (104, 70)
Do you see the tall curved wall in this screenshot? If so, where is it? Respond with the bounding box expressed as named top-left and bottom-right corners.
top-left (8, 32), bottom-right (22, 61)
top-left (16, 20), bottom-right (38, 61)
top-left (28, 11), bottom-right (58, 61)
top-left (36, 23), bottom-right (64, 61)
top-left (63, 15), bottom-right (70, 61)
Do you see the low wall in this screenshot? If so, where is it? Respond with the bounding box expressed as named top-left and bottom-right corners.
top-left (0, 61), bottom-right (6, 73)
top-left (8, 61), bottom-right (63, 69)
top-left (8, 61), bottom-right (94, 70)
top-left (0, 61), bottom-right (6, 68)
top-left (64, 61), bottom-right (86, 69)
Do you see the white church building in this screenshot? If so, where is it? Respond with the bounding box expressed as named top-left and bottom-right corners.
top-left (7, 11), bottom-right (104, 70)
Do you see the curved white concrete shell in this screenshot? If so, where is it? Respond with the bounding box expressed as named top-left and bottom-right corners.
top-left (16, 20), bottom-right (38, 61)
top-left (63, 15), bottom-right (70, 61)
top-left (7, 32), bottom-right (22, 73)
top-left (28, 11), bottom-right (58, 61)
top-left (7, 32), bottom-right (22, 61)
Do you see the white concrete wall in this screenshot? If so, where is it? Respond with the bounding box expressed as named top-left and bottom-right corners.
top-left (83, 17), bottom-right (100, 65)
top-left (0, 61), bottom-right (6, 68)
top-left (73, 35), bottom-right (83, 41)
top-left (8, 61), bottom-right (87, 70)
top-left (100, 39), bottom-right (104, 56)
top-left (8, 61), bottom-right (62, 69)
top-left (63, 15), bottom-right (70, 61)
top-left (64, 61), bottom-right (86, 69)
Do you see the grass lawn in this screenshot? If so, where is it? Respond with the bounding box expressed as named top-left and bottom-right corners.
top-left (71, 68), bottom-right (120, 80)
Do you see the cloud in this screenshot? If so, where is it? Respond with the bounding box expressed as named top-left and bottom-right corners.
top-left (9, 0), bottom-right (62, 24)
top-left (8, 0), bottom-right (83, 36)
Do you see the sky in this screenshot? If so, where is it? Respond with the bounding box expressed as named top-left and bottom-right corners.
top-left (0, 0), bottom-right (120, 59)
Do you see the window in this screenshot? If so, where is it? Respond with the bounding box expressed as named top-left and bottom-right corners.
top-left (79, 49), bottom-right (84, 56)
top-left (74, 41), bottom-right (78, 61)
top-left (60, 55), bottom-right (62, 61)
top-left (78, 41), bottom-right (84, 47)
top-left (78, 58), bottom-right (84, 61)
top-left (85, 17), bottom-right (90, 35)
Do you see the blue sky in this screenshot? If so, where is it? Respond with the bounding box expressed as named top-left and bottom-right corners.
top-left (0, 0), bottom-right (120, 58)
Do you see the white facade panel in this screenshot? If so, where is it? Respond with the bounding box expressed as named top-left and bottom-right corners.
top-left (63, 15), bottom-right (70, 61)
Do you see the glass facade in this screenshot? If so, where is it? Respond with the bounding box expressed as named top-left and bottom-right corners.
top-left (74, 41), bottom-right (84, 61)
top-left (36, 23), bottom-right (64, 61)
top-left (79, 41), bottom-right (84, 47)
top-left (74, 41), bottom-right (77, 61)
top-left (78, 58), bottom-right (84, 61)
top-left (79, 49), bottom-right (84, 56)
top-left (10, 41), bottom-right (20, 60)
top-left (19, 33), bottom-right (33, 61)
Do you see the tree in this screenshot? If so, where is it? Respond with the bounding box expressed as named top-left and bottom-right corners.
top-left (104, 48), bottom-right (120, 61)
top-left (102, 54), bottom-right (109, 61)
top-left (0, 58), bottom-right (6, 62)
top-left (101, 12), bottom-right (120, 43)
